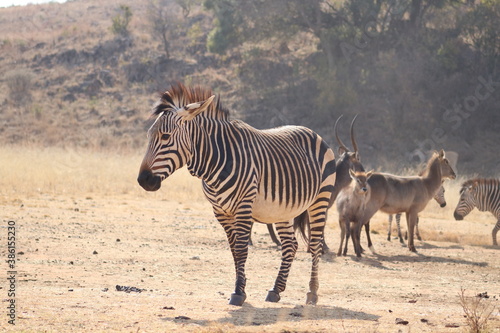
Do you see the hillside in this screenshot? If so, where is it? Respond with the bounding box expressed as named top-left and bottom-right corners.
top-left (0, 0), bottom-right (499, 175)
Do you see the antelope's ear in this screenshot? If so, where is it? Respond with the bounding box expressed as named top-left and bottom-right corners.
top-left (338, 147), bottom-right (348, 155)
top-left (366, 170), bottom-right (374, 179)
top-left (178, 95), bottom-right (215, 121)
top-left (439, 149), bottom-right (445, 159)
top-left (349, 168), bottom-right (356, 179)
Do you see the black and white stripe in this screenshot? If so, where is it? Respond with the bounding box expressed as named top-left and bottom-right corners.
top-left (454, 178), bottom-right (500, 246)
top-left (138, 84), bottom-right (336, 305)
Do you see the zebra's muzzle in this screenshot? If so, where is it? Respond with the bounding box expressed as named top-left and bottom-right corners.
top-left (453, 211), bottom-right (463, 220)
top-left (137, 169), bottom-right (162, 192)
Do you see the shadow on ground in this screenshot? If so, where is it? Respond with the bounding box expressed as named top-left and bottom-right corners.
top-left (161, 303), bottom-right (379, 327)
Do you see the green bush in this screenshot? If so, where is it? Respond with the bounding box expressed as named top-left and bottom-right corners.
top-left (111, 5), bottom-right (132, 37)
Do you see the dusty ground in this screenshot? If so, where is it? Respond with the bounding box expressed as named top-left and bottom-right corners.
top-left (1, 190), bottom-right (499, 333)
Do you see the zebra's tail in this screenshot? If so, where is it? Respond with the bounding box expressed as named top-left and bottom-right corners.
top-left (293, 210), bottom-right (310, 250)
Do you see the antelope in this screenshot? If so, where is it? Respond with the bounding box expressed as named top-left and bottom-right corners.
top-left (352, 150), bottom-right (456, 256)
top-left (387, 181), bottom-right (447, 243)
top-left (336, 169), bottom-right (374, 256)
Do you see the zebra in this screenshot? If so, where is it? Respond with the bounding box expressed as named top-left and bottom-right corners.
top-left (454, 178), bottom-right (500, 246)
top-left (387, 181), bottom-right (447, 243)
top-left (261, 114), bottom-right (365, 253)
top-left (137, 84), bottom-right (336, 306)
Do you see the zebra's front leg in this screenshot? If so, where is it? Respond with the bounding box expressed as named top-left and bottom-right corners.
top-left (266, 221), bottom-right (298, 303)
top-left (221, 219), bottom-right (252, 306)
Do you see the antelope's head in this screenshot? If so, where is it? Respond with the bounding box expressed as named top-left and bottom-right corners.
top-left (137, 87), bottom-right (215, 192)
top-left (437, 149), bottom-right (457, 180)
top-left (349, 169), bottom-right (374, 196)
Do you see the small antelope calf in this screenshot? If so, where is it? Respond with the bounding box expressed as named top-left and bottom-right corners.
top-left (336, 169), bottom-right (374, 256)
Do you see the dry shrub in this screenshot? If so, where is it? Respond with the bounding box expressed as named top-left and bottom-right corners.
top-left (5, 69), bottom-right (34, 106)
top-left (459, 288), bottom-right (496, 333)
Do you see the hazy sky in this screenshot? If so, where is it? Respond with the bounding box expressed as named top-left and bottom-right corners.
top-left (0, 0), bottom-right (66, 7)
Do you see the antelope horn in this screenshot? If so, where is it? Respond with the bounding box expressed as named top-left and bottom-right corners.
top-left (334, 115), bottom-right (349, 152)
top-left (350, 114), bottom-right (359, 154)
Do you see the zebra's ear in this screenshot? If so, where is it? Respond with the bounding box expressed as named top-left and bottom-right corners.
top-left (178, 95), bottom-right (215, 121)
top-left (439, 149), bottom-right (445, 159)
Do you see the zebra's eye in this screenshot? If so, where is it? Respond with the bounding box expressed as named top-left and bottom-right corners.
top-left (161, 133), bottom-right (170, 141)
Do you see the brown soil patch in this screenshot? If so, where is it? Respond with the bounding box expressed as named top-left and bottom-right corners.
top-left (1, 192), bottom-right (499, 332)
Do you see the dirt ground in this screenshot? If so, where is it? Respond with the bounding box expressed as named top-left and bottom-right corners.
top-left (1, 192), bottom-right (499, 332)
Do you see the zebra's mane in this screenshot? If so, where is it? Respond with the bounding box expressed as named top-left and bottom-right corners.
top-left (461, 178), bottom-right (500, 188)
top-left (153, 83), bottom-right (229, 120)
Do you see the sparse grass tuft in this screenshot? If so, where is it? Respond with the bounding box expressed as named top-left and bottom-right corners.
top-left (459, 288), bottom-right (496, 333)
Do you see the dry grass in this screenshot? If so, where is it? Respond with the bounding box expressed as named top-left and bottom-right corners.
top-left (459, 288), bottom-right (497, 333)
top-left (1, 146), bottom-right (498, 247)
top-left (0, 145), bottom-right (207, 203)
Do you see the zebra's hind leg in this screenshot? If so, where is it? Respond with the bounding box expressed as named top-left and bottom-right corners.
top-left (387, 215), bottom-right (393, 241)
top-left (493, 219), bottom-right (499, 246)
top-left (265, 221), bottom-right (297, 303)
top-left (396, 213), bottom-right (405, 244)
top-left (305, 202), bottom-right (329, 305)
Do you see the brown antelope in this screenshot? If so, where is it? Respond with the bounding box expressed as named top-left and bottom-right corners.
top-left (387, 181), bottom-right (447, 243)
top-left (337, 169), bottom-right (374, 256)
top-left (352, 150), bottom-right (456, 256)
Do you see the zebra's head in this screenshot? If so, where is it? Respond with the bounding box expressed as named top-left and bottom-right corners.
top-left (453, 181), bottom-right (478, 220)
top-left (137, 92), bottom-right (215, 192)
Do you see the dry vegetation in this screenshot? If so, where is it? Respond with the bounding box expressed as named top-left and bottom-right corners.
top-left (1, 147), bottom-right (499, 332)
top-left (0, 145), bottom-right (496, 247)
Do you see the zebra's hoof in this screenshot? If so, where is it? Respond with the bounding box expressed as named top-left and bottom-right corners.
top-left (265, 290), bottom-right (280, 303)
top-left (229, 293), bottom-right (246, 306)
top-left (306, 292), bottom-right (318, 305)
